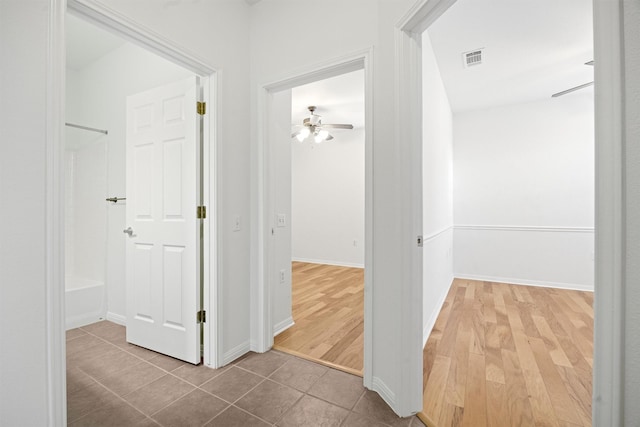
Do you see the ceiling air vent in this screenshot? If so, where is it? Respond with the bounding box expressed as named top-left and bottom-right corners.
top-left (463, 49), bottom-right (483, 68)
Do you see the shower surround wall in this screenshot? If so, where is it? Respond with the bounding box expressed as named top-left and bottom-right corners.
top-left (64, 127), bottom-right (108, 329)
top-left (66, 41), bottom-right (192, 323)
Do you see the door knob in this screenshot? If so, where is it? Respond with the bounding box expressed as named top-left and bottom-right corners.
top-left (123, 227), bottom-right (133, 236)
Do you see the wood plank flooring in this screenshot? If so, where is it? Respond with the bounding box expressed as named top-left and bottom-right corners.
top-left (273, 262), bottom-right (364, 375)
top-left (419, 279), bottom-right (593, 427)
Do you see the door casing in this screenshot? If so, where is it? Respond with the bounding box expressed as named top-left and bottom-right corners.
top-left (63, 0), bottom-right (220, 365)
top-left (397, 0), bottom-right (623, 423)
top-left (254, 50), bottom-right (374, 385)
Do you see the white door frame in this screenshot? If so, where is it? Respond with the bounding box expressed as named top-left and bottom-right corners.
top-left (397, 0), bottom-right (624, 424)
top-left (65, 0), bottom-right (221, 367)
top-left (254, 49), bottom-right (375, 382)
top-left (46, 1), bottom-right (222, 421)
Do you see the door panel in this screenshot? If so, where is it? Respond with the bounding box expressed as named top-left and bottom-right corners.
top-left (125, 76), bottom-right (200, 364)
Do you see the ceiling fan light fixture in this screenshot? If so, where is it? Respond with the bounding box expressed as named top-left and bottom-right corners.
top-left (292, 105), bottom-right (353, 143)
top-left (296, 127), bottom-right (310, 141)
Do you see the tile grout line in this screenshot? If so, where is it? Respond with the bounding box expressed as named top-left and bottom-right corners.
top-left (67, 375), bottom-right (149, 425)
top-left (73, 322), bottom-right (413, 426)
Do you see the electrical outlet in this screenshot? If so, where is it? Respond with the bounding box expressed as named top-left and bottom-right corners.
top-left (233, 215), bottom-right (241, 231)
top-left (277, 214), bottom-right (286, 227)
top-left (280, 269), bottom-right (286, 283)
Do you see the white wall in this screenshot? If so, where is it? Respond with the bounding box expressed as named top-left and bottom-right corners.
top-left (453, 92), bottom-right (595, 290)
top-left (623, 0), bottom-right (640, 420)
top-left (291, 128), bottom-right (365, 268)
top-left (422, 32), bottom-right (454, 346)
top-left (0, 2), bottom-right (53, 424)
top-left (64, 131), bottom-right (108, 283)
top-left (271, 89), bottom-right (294, 335)
top-left (67, 42), bottom-right (193, 321)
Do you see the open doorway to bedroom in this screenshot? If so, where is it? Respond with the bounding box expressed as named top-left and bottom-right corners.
top-left (417, 0), bottom-right (595, 425)
top-left (271, 70), bottom-right (367, 376)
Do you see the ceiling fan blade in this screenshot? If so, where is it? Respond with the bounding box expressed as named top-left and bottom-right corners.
top-left (321, 124), bottom-right (354, 129)
top-left (551, 81), bottom-right (593, 98)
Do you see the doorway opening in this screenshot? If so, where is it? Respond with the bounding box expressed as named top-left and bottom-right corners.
top-left (256, 51), bottom-right (374, 384)
top-left (272, 70), bottom-right (366, 376)
top-left (414, 0), bottom-right (595, 425)
top-left (64, 1), bottom-right (218, 371)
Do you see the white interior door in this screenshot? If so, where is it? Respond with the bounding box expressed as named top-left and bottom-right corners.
top-left (125, 76), bottom-right (201, 364)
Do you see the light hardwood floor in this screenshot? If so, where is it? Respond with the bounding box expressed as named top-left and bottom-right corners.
top-left (419, 279), bottom-right (593, 427)
top-left (273, 262), bottom-right (364, 375)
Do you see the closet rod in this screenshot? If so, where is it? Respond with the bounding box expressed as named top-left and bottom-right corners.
top-left (65, 122), bottom-right (108, 135)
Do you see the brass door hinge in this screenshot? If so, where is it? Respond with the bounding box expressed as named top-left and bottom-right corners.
top-left (197, 310), bottom-right (206, 323)
top-left (197, 101), bottom-right (206, 115)
top-left (197, 205), bottom-right (207, 219)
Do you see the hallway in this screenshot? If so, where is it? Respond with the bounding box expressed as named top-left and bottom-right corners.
top-left (66, 321), bottom-right (422, 426)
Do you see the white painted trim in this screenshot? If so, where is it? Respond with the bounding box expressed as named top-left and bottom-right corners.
top-left (273, 317), bottom-right (294, 336)
top-left (222, 341), bottom-right (251, 366)
top-left (371, 376), bottom-right (397, 411)
top-left (66, 0), bottom-right (214, 76)
top-left (106, 311), bottom-right (126, 326)
top-left (291, 258), bottom-right (364, 269)
top-left (423, 278), bottom-right (453, 347)
top-left (393, 6), bottom-right (429, 416)
top-left (362, 50), bottom-right (375, 391)
top-left (398, 0), bottom-right (457, 35)
top-left (202, 74), bottom-right (221, 368)
top-left (46, 1), bottom-right (67, 425)
top-left (453, 274), bottom-right (594, 293)
top-left (454, 225), bottom-right (595, 233)
top-left (423, 226), bottom-right (453, 243)
top-left (592, 0), bottom-right (625, 424)
top-left (255, 49), bottom-right (374, 389)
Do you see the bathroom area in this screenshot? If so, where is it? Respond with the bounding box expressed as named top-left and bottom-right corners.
top-left (64, 123), bottom-right (108, 329)
top-left (64, 13), bottom-right (193, 330)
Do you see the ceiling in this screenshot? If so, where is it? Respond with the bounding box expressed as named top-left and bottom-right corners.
top-left (291, 70), bottom-right (365, 134)
top-left (66, 0), bottom-right (592, 117)
top-left (66, 14), bottom-right (125, 70)
top-left (427, 0), bottom-right (593, 113)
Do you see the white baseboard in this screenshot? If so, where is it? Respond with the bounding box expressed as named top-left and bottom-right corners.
top-left (273, 316), bottom-right (294, 336)
top-left (106, 311), bottom-right (126, 325)
top-left (371, 376), bottom-right (397, 412)
top-left (423, 277), bottom-right (454, 348)
top-left (453, 274), bottom-right (594, 292)
top-left (223, 341), bottom-right (251, 366)
top-left (292, 257), bottom-right (364, 269)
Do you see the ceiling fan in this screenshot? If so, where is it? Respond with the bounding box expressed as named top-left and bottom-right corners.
top-left (291, 106), bottom-right (354, 143)
top-left (551, 60), bottom-right (594, 98)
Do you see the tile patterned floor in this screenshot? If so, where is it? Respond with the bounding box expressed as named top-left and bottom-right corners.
top-left (67, 321), bottom-right (424, 426)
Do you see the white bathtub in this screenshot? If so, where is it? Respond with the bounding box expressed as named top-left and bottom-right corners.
top-left (65, 277), bottom-right (106, 330)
